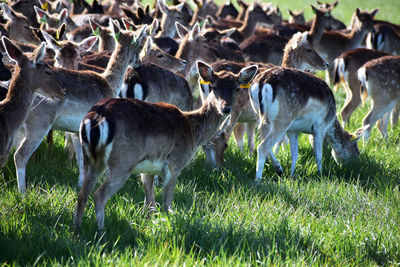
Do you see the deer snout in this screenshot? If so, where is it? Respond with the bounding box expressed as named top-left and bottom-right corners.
top-left (222, 107), bottom-right (231, 114)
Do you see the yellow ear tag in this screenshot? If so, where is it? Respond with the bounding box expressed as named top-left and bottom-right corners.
top-left (200, 80), bottom-right (210, 85)
top-left (350, 134), bottom-right (358, 142)
top-left (240, 83), bottom-right (251, 89)
top-left (41, 2), bottom-right (49, 11)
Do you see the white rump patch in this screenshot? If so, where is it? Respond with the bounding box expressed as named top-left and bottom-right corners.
top-left (262, 83), bottom-right (279, 120)
top-left (249, 83), bottom-right (260, 114)
top-left (357, 67), bottom-right (369, 93)
top-left (134, 83), bottom-right (144, 100)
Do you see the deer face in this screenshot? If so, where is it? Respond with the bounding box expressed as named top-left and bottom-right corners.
top-left (197, 61), bottom-right (258, 115)
top-left (355, 8), bottom-right (377, 34)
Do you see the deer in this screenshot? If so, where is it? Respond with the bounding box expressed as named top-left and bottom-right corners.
top-left (313, 8), bottom-right (378, 84)
top-left (249, 66), bottom-right (367, 181)
top-left (34, 6), bottom-right (69, 30)
top-left (1, 3), bottom-right (41, 45)
top-left (332, 48), bottom-right (390, 127)
top-left (0, 37), bottom-right (65, 169)
top-left (13, 21), bottom-right (147, 193)
top-left (201, 31), bottom-right (329, 168)
top-left (357, 55), bottom-right (400, 141)
top-left (74, 60), bottom-right (258, 231)
top-left (366, 23), bottom-right (400, 55)
top-left (240, 4), bottom-right (341, 65)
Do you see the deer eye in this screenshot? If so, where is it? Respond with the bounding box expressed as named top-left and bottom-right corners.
top-left (156, 54), bottom-right (164, 59)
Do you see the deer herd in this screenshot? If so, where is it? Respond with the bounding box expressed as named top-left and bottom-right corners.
top-left (0, 0), bottom-right (398, 231)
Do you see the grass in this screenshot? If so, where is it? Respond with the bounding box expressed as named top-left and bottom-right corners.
top-left (1, 0), bottom-right (400, 266)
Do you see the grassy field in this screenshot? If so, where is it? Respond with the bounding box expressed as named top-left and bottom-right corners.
top-left (1, 0), bottom-right (400, 266)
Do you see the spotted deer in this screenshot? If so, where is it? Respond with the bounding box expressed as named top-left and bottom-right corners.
top-left (249, 67), bottom-right (366, 181)
top-left (333, 48), bottom-right (389, 127)
top-left (358, 55), bottom-right (400, 141)
top-left (13, 23), bottom-right (147, 193)
top-left (201, 31), bottom-right (329, 167)
top-left (74, 61), bottom-right (258, 231)
top-left (0, 37), bottom-right (65, 169)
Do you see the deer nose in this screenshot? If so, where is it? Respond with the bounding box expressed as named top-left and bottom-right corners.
top-left (182, 60), bottom-right (187, 66)
top-left (324, 62), bottom-right (329, 69)
top-left (222, 107), bottom-right (231, 114)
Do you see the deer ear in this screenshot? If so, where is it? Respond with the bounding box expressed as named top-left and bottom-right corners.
top-left (34, 42), bottom-right (46, 63)
top-left (1, 3), bottom-right (17, 20)
top-left (356, 8), bottom-right (361, 17)
top-left (176, 22), bottom-right (189, 38)
top-left (310, 4), bottom-right (317, 15)
top-left (89, 19), bottom-right (101, 36)
top-left (370, 8), bottom-right (379, 18)
top-left (78, 36), bottom-right (98, 52)
top-left (2, 36), bottom-right (23, 64)
top-left (41, 30), bottom-right (61, 51)
top-left (149, 18), bottom-right (159, 36)
top-left (239, 65), bottom-right (258, 85)
top-left (109, 19), bottom-right (121, 41)
top-left (122, 18), bottom-right (136, 31)
top-left (56, 23), bottom-right (66, 40)
top-left (190, 23), bottom-right (200, 40)
top-left (34, 6), bottom-right (48, 24)
top-left (197, 61), bottom-right (214, 83)
top-left (135, 25), bottom-right (148, 45)
top-left (58, 8), bottom-right (68, 22)
top-left (288, 9), bottom-right (294, 16)
top-left (157, 0), bottom-right (169, 14)
top-left (176, 2), bottom-right (184, 12)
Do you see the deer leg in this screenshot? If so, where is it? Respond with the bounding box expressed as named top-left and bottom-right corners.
top-left (141, 173), bottom-right (156, 211)
top-left (288, 132), bottom-right (299, 177)
top-left (377, 112), bottom-right (390, 139)
top-left (390, 102), bottom-right (400, 128)
top-left (93, 163), bottom-right (132, 231)
top-left (65, 132), bottom-right (75, 162)
top-left (362, 100), bottom-right (396, 141)
top-left (255, 122), bottom-right (289, 182)
top-left (162, 166), bottom-right (178, 212)
top-left (14, 125), bottom-right (52, 193)
top-left (312, 125), bottom-right (324, 175)
top-left (341, 83), bottom-right (361, 127)
top-left (71, 133), bottom-right (85, 187)
top-left (233, 123), bottom-right (245, 152)
top-left (74, 156), bottom-right (104, 229)
top-left (246, 122), bottom-right (256, 155)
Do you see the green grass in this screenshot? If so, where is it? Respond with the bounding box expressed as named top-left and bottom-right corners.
top-left (1, 0), bottom-right (400, 266)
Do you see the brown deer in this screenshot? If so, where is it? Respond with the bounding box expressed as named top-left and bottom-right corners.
top-left (249, 68), bottom-right (366, 181)
top-left (13, 22), bottom-right (147, 193)
top-left (314, 8), bottom-right (378, 84)
top-left (202, 31), bottom-right (329, 167)
top-left (1, 3), bottom-right (41, 45)
top-left (333, 48), bottom-right (390, 126)
top-left (358, 55), bottom-right (400, 141)
top-left (0, 37), bottom-right (65, 169)
top-left (366, 24), bottom-right (400, 55)
top-left (74, 61), bottom-right (258, 231)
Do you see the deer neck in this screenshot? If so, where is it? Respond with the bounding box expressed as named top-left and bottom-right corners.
top-left (238, 11), bottom-right (257, 38)
top-left (185, 94), bottom-right (226, 147)
top-left (102, 43), bottom-right (135, 96)
top-left (325, 118), bottom-right (351, 154)
top-left (281, 52), bottom-right (297, 68)
top-left (345, 23), bottom-right (368, 49)
top-left (309, 14), bottom-right (326, 45)
top-left (1, 69), bottom-right (35, 132)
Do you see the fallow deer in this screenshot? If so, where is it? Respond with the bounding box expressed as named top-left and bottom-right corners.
top-left (201, 31), bottom-right (329, 167)
top-left (249, 67), bottom-right (366, 181)
top-left (358, 55), bottom-right (400, 141)
top-left (314, 8), bottom-right (377, 84)
top-left (74, 61), bottom-right (258, 231)
top-left (333, 48), bottom-right (389, 126)
top-left (1, 3), bottom-right (41, 45)
top-left (13, 22), bottom-right (147, 193)
top-left (0, 37), bottom-right (65, 169)
top-left (366, 23), bottom-right (400, 55)
top-left (34, 6), bottom-right (69, 30)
